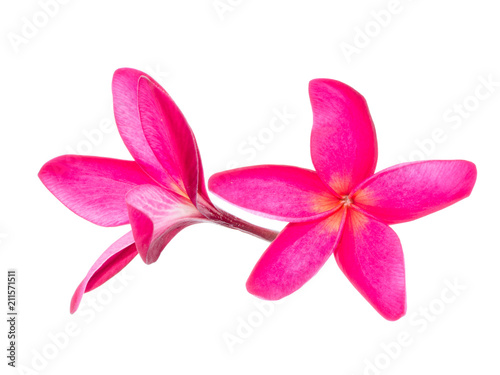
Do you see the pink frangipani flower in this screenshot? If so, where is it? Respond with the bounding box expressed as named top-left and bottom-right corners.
top-left (209, 79), bottom-right (477, 320)
top-left (39, 68), bottom-right (278, 314)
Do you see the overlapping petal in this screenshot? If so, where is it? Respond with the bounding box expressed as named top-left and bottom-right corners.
top-left (137, 76), bottom-right (201, 206)
top-left (126, 184), bottom-right (206, 265)
top-left (353, 160), bottom-right (477, 224)
top-left (70, 231), bottom-right (137, 314)
top-left (309, 79), bottom-right (378, 196)
top-left (209, 165), bottom-right (340, 222)
top-left (334, 210), bottom-right (406, 321)
top-left (38, 155), bottom-right (156, 227)
top-left (112, 68), bottom-right (175, 188)
top-left (247, 209), bottom-right (345, 300)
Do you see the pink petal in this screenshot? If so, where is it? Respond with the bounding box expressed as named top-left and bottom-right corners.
top-left (334, 209), bottom-right (406, 321)
top-left (194, 137), bottom-right (212, 206)
top-left (209, 165), bottom-right (340, 222)
top-left (137, 76), bottom-right (201, 206)
top-left (352, 160), bottom-right (477, 224)
top-left (38, 155), bottom-right (156, 227)
top-left (247, 209), bottom-right (346, 300)
top-left (70, 231), bottom-right (137, 314)
top-left (309, 79), bottom-right (378, 196)
top-left (126, 184), bottom-right (206, 265)
top-left (112, 68), bottom-right (176, 188)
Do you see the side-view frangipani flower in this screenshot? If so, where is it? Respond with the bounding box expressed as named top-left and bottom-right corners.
top-left (38, 68), bottom-right (278, 313)
top-left (209, 79), bottom-right (477, 320)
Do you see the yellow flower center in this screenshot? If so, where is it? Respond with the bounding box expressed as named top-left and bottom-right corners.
top-left (341, 195), bottom-right (353, 207)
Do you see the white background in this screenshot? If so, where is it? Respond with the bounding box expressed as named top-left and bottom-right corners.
top-left (1, 1), bottom-right (499, 374)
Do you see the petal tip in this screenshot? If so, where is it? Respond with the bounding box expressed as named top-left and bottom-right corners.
top-left (69, 281), bottom-right (85, 314)
top-left (463, 160), bottom-right (478, 194)
top-left (137, 74), bottom-right (154, 90)
top-left (309, 78), bottom-right (365, 101)
top-left (382, 303), bottom-right (407, 321)
top-left (112, 67), bottom-right (144, 81)
top-left (207, 171), bottom-right (224, 194)
top-left (246, 277), bottom-right (284, 301)
top-left (38, 155), bottom-right (68, 182)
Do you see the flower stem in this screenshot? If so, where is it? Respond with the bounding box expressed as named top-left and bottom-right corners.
top-left (197, 195), bottom-right (279, 242)
top-left (214, 208), bottom-right (280, 242)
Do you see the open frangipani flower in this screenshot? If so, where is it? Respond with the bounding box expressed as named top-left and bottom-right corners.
top-left (209, 79), bottom-right (477, 320)
top-left (39, 68), bottom-right (278, 314)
